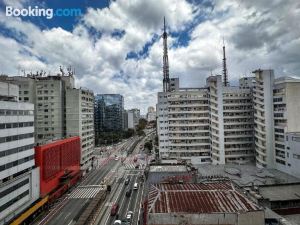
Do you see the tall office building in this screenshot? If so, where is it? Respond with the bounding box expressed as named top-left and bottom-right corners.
top-left (147, 106), bottom-right (156, 122)
top-left (66, 88), bottom-right (95, 171)
top-left (94, 94), bottom-right (124, 133)
top-left (0, 82), bottom-right (39, 224)
top-left (0, 73), bottom-right (74, 144)
top-left (127, 108), bottom-right (140, 129)
top-left (0, 70), bottom-right (95, 172)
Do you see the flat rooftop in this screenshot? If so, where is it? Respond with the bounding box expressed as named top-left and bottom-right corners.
top-left (258, 184), bottom-right (300, 201)
top-left (147, 181), bottom-right (260, 214)
top-left (196, 164), bottom-right (300, 187)
top-left (149, 165), bottom-right (187, 172)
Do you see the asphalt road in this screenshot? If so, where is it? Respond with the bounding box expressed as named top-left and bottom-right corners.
top-left (35, 136), bottom-right (147, 225)
top-left (39, 159), bottom-right (119, 225)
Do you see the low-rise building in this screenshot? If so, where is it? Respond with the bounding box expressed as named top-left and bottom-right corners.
top-left (145, 181), bottom-right (264, 225)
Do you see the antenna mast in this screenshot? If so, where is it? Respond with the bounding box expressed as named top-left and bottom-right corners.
top-left (162, 17), bottom-right (170, 92)
top-left (223, 38), bottom-right (229, 86)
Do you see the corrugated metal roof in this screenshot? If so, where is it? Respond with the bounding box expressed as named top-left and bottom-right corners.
top-left (148, 181), bottom-right (260, 214)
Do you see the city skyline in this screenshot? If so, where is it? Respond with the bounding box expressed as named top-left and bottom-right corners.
top-left (1, 0), bottom-right (299, 114)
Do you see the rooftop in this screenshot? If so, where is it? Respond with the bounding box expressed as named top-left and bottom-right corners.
top-left (258, 183), bottom-right (300, 201)
top-left (196, 164), bottom-right (300, 187)
top-left (147, 181), bottom-right (260, 214)
top-left (149, 165), bottom-right (187, 173)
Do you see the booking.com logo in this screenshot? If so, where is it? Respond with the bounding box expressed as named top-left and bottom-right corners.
top-left (6, 6), bottom-right (82, 19)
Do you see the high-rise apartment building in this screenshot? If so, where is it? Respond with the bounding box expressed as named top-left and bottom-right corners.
top-left (158, 76), bottom-right (255, 164)
top-left (0, 71), bottom-right (95, 172)
top-left (66, 88), bottom-right (95, 171)
top-left (157, 70), bottom-right (300, 177)
top-left (253, 70), bottom-right (275, 168)
top-left (94, 94), bottom-right (124, 133)
top-left (0, 82), bottom-right (39, 224)
top-left (207, 75), bottom-right (254, 165)
top-left (167, 88), bottom-right (211, 164)
top-left (273, 77), bottom-right (300, 171)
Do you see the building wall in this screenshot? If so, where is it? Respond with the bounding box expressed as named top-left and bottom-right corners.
top-left (0, 168), bottom-right (40, 225)
top-left (148, 211), bottom-right (264, 225)
top-left (66, 88), bottom-right (94, 171)
top-left (157, 92), bottom-right (169, 159)
top-left (0, 74), bottom-right (75, 145)
top-left (167, 89), bottom-right (210, 164)
top-left (127, 111), bottom-right (134, 129)
top-left (94, 94), bottom-right (124, 133)
top-left (276, 133), bottom-right (300, 178)
top-left (0, 82), bottom-right (39, 225)
top-left (253, 70), bottom-right (275, 168)
top-left (34, 136), bottom-right (80, 197)
top-left (207, 75), bottom-right (225, 164)
top-left (223, 87), bottom-right (254, 164)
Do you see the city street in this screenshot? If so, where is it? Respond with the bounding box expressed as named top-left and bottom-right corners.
top-left (34, 136), bottom-right (147, 225)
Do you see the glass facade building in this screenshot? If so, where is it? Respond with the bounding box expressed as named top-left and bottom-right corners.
top-left (94, 94), bottom-right (124, 133)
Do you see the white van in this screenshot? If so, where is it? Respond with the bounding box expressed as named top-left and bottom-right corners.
top-left (133, 182), bottom-right (138, 190)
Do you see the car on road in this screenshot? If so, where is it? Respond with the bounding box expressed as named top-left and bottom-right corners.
top-left (133, 182), bottom-right (138, 190)
top-left (135, 164), bottom-right (139, 169)
top-left (126, 211), bottom-right (133, 222)
top-left (111, 203), bottom-right (119, 216)
top-left (125, 189), bottom-right (132, 197)
top-left (113, 220), bottom-right (122, 225)
top-left (125, 177), bottom-right (130, 185)
top-left (115, 156), bottom-right (119, 161)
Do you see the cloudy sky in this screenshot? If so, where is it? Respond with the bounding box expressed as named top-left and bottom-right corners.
top-left (0, 0), bottom-right (299, 114)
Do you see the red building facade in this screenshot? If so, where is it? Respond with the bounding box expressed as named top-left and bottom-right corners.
top-left (35, 136), bottom-right (81, 197)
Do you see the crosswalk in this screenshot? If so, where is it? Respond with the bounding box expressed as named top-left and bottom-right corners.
top-left (68, 186), bottom-right (105, 199)
top-left (124, 163), bottom-right (136, 169)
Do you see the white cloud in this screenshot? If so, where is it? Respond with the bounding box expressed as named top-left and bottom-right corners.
top-left (0, 0), bottom-right (300, 114)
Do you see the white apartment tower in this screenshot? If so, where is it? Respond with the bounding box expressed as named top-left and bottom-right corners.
top-left (0, 82), bottom-right (39, 225)
top-left (157, 76), bottom-right (255, 165)
top-left (66, 88), bottom-right (95, 171)
top-left (167, 88), bottom-right (211, 164)
top-left (272, 77), bottom-right (300, 172)
top-left (253, 70), bottom-right (275, 168)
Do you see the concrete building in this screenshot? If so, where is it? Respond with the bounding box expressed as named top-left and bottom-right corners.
top-left (239, 76), bottom-right (256, 89)
top-left (94, 94), bottom-right (124, 133)
top-left (157, 75), bottom-right (255, 165)
top-left (273, 77), bottom-right (300, 173)
top-left (145, 181), bottom-right (264, 225)
top-left (207, 76), bottom-right (255, 165)
top-left (66, 88), bottom-right (95, 171)
top-left (123, 110), bottom-right (128, 131)
top-left (0, 82), bottom-right (39, 225)
top-left (0, 71), bottom-right (95, 172)
top-left (253, 69), bottom-right (275, 168)
top-left (127, 108), bottom-right (140, 129)
top-left (0, 73), bottom-right (75, 144)
top-left (147, 106), bottom-right (156, 122)
top-left (167, 88), bottom-right (211, 164)
top-left (281, 133), bottom-right (300, 178)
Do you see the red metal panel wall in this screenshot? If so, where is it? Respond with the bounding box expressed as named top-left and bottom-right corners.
top-left (43, 145), bottom-right (61, 180)
top-left (35, 136), bottom-right (81, 197)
